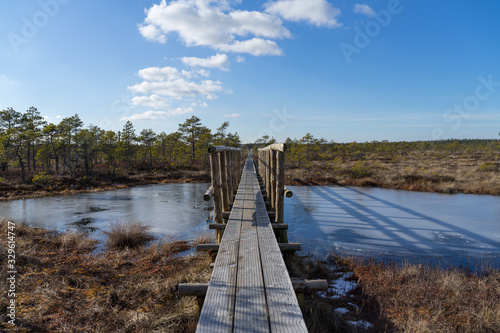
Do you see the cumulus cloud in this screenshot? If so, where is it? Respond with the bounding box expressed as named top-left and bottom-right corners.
top-left (128, 66), bottom-right (223, 100)
top-left (353, 4), bottom-right (376, 17)
top-left (129, 79), bottom-right (223, 99)
top-left (181, 53), bottom-right (230, 71)
top-left (131, 94), bottom-right (170, 109)
top-left (138, 24), bottom-right (166, 43)
top-left (264, 0), bottom-right (342, 27)
top-left (223, 113), bottom-right (241, 118)
top-left (218, 38), bottom-right (283, 56)
top-left (138, 0), bottom-right (290, 56)
top-left (121, 107), bottom-right (194, 121)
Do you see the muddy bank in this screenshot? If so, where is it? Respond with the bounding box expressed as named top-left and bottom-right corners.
top-left (0, 170), bottom-right (210, 201)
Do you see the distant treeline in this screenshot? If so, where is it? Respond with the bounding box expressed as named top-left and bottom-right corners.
top-left (0, 107), bottom-right (240, 182)
top-left (2, 107), bottom-right (499, 183)
top-left (252, 133), bottom-right (500, 167)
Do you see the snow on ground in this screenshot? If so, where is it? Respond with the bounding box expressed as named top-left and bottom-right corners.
top-left (334, 307), bottom-right (349, 315)
top-left (347, 320), bottom-right (373, 329)
top-left (316, 272), bottom-right (358, 299)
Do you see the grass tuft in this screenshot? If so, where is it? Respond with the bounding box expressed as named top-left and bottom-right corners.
top-left (103, 221), bottom-right (156, 249)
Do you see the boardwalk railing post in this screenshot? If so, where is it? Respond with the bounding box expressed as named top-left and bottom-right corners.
top-left (258, 144), bottom-right (290, 243)
top-left (270, 150), bottom-right (277, 213)
top-left (226, 151), bottom-right (234, 206)
top-left (276, 150), bottom-right (288, 243)
top-left (209, 152), bottom-right (223, 244)
top-left (219, 151), bottom-right (229, 214)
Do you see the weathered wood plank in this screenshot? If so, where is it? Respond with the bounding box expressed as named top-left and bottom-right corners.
top-left (233, 165), bottom-right (268, 332)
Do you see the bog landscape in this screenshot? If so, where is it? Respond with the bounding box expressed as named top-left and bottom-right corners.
top-left (1, 1), bottom-right (500, 332)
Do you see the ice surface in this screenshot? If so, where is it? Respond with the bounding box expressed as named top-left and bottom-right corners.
top-left (286, 186), bottom-right (500, 268)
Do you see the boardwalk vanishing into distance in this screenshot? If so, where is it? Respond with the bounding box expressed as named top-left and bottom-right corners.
top-left (179, 144), bottom-right (319, 332)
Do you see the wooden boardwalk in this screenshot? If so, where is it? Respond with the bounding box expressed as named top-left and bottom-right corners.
top-left (196, 154), bottom-right (308, 333)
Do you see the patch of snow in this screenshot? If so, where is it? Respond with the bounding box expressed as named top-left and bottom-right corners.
top-left (334, 307), bottom-right (349, 315)
top-left (348, 302), bottom-right (359, 309)
top-left (316, 272), bottom-right (358, 299)
top-left (347, 320), bottom-right (373, 329)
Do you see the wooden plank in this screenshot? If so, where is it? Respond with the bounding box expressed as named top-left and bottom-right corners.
top-left (233, 160), bottom-right (268, 332)
top-left (249, 158), bottom-right (308, 333)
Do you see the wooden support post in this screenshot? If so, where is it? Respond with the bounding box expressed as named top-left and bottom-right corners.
top-left (232, 151), bottom-right (238, 195)
top-left (209, 153), bottom-right (223, 244)
top-left (219, 151), bottom-right (229, 213)
top-left (270, 150), bottom-right (277, 211)
top-left (276, 150), bottom-right (288, 243)
top-left (226, 151), bottom-right (233, 205)
top-left (266, 150), bottom-right (271, 202)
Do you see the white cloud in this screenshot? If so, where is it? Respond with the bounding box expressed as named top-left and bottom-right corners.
top-left (218, 38), bottom-right (283, 56)
top-left (137, 66), bottom-right (187, 81)
top-left (353, 4), bottom-right (376, 17)
top-left (131, 94), bottom-right (170, 109)
top-left (121, 107), bottom-right (193, 121)
top-left (223, 113), bottom-right (241, 118)
top-left (181, 53), bottom-right (230, 71)
top-left (264, 0), bottom-right (342, 27)
top-left (236, 55), bottom-right (245, 63)
top-left (139, 0), bottom-right (290, 56)
top-left (129, 78), bottom-right (223, 99)
top-left (129, 66), bottom-right (223, 100)
top-left (197, 69), bottom-right (210, 77)
top-left (138, 24), bottom-right (167, 43)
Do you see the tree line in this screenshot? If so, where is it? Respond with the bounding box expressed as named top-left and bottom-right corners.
top-left (0, 107), bottom-right (240, 182)
top-left (252, 133), bottom-right (500, 167)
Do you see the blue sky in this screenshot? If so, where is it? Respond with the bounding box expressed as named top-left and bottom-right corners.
top-left (1, 0), bottom-right (499, 143)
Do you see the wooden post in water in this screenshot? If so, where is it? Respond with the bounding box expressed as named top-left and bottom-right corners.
top-left (209, 153), bottom-right (223, 244)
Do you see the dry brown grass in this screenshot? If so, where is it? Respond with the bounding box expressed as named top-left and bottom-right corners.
top-left (0, 220), bottom-right (211, 332)
top-left (103, 221), bottom-right (156, 249)
top-left (348, 258), bottom-right (500, 332)
top-left (287, 151), bottom-right (500, 195)
top-left (286, 255), bottom-right (393, 332)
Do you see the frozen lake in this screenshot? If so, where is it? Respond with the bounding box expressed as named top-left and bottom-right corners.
top-left (0, 183), bottom-right (213, 240)
top-left (1, 183), bottom-right (499, 268)
top-left (286, 186), bottom-right (500, 268)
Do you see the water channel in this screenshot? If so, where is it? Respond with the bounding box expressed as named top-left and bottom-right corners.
top-left (1, 183), bottom-right (499, 268)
